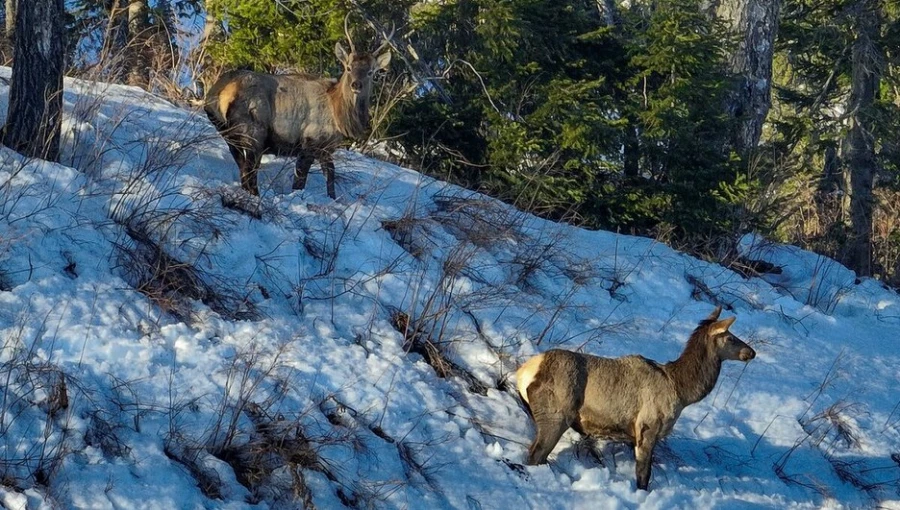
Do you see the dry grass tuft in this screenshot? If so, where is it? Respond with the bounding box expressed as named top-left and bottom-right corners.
top-left (115, 221), bottom-right (258, 322)
top-left (432, 193), bottom-right (527, 249)
top-left (390, 309), bottom-right (489, 396)
top-left (210, 403), bottom-right (320, 508)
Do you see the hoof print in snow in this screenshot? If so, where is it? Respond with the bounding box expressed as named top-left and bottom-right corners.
top-left (502, 459), bottom-right (529, 478)
top-left (63, 259), bottom-right (78, 279)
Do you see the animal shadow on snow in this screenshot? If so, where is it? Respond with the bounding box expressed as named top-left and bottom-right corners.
top-left (253, 153), bottom-right (374, 199)
top-left (513, 420), bottom-right (890, 504)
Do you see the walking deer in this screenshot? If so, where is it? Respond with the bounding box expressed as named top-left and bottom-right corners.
top-left (516, 306), bottom-right (755, 490)
top-left (204, 17), bottom-right (393, 198)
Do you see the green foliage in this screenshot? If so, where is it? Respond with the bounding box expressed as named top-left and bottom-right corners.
top-left (201, 0), bottom-right (761, 246)
top-left (392, 0), bottom-right (627, 219)
top-left (207, 0), bottom-right (412, 73)
top-left (770, 0), bottom-right (900, 278)
top-left (207, 1), bottom-right (340, 73)
top-left (57, 0), bottom-right (900, 282)
top-left (399, 0), bottom-right (751, 243)
top-left (608, 0), bottom-right (742, 238)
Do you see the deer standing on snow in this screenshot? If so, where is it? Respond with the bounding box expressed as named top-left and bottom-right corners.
top-left (516, 306), bottom-right (756, 490)
top-left (204, 17), bottom-right (393, 198)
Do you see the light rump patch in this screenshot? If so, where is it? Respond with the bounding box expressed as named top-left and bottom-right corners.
top-left (516, 352), bottom-right (545, 405)
top-left (217, 81), bottom-right (239, 121)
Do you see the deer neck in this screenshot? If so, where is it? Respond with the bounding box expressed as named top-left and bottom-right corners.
top-left (329, 75), bottom-right (370, 140)
top-left (664, 334), bottom-right (722, 407)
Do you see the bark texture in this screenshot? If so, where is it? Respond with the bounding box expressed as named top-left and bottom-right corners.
top-left (716, 0), bottom-right (781, 153)
top-left (844, 0), bottom-right (880, 276)
top-left (126, 0), bottom-right (150, 87)
top-left (598, 0), bottom-right (621, 27)
top-left (2, 0), bottom-right (65, 162)
top-left (4, 0), bottom-right (15, 39)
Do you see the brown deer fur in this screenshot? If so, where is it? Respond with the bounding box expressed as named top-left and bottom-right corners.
top-left (204, 20), bottom-right (392, 198)
top-left (515, 306), bottom-right (755, 490)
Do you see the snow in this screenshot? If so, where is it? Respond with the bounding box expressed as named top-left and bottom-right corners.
top-left (1, 67), bottom-right (899, 509)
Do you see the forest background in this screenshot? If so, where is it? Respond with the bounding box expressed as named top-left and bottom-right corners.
top-left (5, 0), bottom-right (899, 283)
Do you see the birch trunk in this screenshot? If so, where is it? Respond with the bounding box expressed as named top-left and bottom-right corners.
top-left (716, 0), bottom-right (781, 153)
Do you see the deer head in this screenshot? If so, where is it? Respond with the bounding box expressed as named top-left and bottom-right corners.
top-left (705, 306), bottom-right (756, 362)
top-left (334, 15), bottom-right (393, 99)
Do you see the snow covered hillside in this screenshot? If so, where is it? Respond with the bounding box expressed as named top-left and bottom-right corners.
top-left (1, 68), bottom-right (899, 509)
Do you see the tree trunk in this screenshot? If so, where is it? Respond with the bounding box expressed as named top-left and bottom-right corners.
top-left (844, 0), bottom-right (881, 277)
top-left (1, 0), bottom-right (65, 162)
top-left (597, 0), bottom-right (621, 27)
top-left (198, 0), bottom-right (222, 63)
top-left (126, 0), bottom-right (150, 87)
top-left (4, 0), bottom-right (14, 39)
top-left (624, 125), bottom-right (640, 179)
top-left (103, 0), bottom-right (129, 82)
top-left (716, 0), bottom-right (781, 154)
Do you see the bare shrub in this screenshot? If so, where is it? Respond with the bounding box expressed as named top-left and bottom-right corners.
top-left (389, 309), bottom-right (488, 396)
top-left (792, 399), bottom-right (900, 500)
top-left (205, 341), bottom-right (291, 455)
top-left (800, 401), bottom-right (863, 451)
top-left (804, 255), bottom-right (853, 315)
top-left (381, 215), bottom-right (436, 260)
top-left (114, 220), bottom-right (258, 321)
top-left (84, 411), bottom-right (131, 460)
top-left (161, 340), bottom-right (329, 506)
top-left (164, 437), bottom-right (225, 500)
top-left (774, 176), bottom-right (900, 286)
top-left (432, 192), bottom-right (528, 249)
top-left (208, 398), bottom-right (375, 508)
top-left (873, 188), bottom-right (900, 286)
top-left (765, 355), bottom-right (900, 501)
top-left (0, 318), bottom-right (73, 490)
top-left (325, 394), bottom-right (448, 498)
top-left (217, 186), bottom-right (265, 220)
top-left (686, 274), bottom-right (733, 310)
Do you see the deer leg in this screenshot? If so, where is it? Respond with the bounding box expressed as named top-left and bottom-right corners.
top-left (526, 416), bottom-right (569, 465)
top-left (225, 142), bottom-right (244, 168)
top-left (633, 422), bottom-right (659, 491)
top-left (320, 151), bottom-right (336, 199)
top-left (292, 150), bottom-right (315, 191)
top-left (233, 123), bottom-right (266, 196)
top-left (240, 150), bottom-right (262, 196)
top-left (524, 376), bottom-right (575, 465)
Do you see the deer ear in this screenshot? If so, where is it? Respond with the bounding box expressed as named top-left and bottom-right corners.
top-left (706, 305), bottom-right (722, 322)
top-left (335, 42), bottom-right (349, 64)
top-left (375, 50), bottom-right (392, 71)
top-left (709, 316), bottom-right (736, 336)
